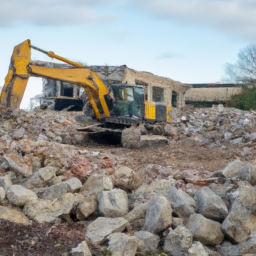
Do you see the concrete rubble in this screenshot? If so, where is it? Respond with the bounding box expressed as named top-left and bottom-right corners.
top-left (1, 106), bottom-right (256, 255)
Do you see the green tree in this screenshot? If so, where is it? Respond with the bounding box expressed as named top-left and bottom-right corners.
top-left (226, 87), bottom-right (256, 110)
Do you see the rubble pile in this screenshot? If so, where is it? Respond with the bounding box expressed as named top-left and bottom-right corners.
top-left (143, 105), bottom-right (256, 149)
top-left (174, 105), bottom-right (256, 147)
top-left (0, 109), bottom-right (95, 148)
top-left (1, 107), bottom-right (256, 255)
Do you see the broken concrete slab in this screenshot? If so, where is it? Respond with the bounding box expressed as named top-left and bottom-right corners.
top-left (23, 193), bottom-right (75, 223)
top-left (122, 135), bottom-right (168, 149)
top-left (75, 195), bottom-right (97, 220)
top-left (134, 231), bottom-right (160, 254)
top-left (111, 166), bottom-right (141, 190)
top-left (187, 213), bottom-right (224, 245)
top-left (142, 196), bottom-right (172, 233)
top-left (80, 173), bottom-right (113, 197)
top-left (163, 226), bottom-right (193, 256)
top-left (107, 232), bottom-right (138, 256)
top-left (98, 189), bottom-right (129, 217)
top-left (194, 187), bottom-right (228, 221)
top-left (6, 185), bottom-right (38, 207)
top-left (0, 206), bottom-right (30, 224)
top-left (167, 187), bottom-right (196, 218)
top-left (85, 217), bottom-right (128, 244)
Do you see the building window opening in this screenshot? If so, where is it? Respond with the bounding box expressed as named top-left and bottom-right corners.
top-left (61, 82), bottom-right (75, 97)
top-left (63, 87), bottom-right (73, 97)
top-left (118, 87), bottom-right (134, 101)
top-left (152, 86), bottom-right (164, 103)
top-left (172, 91), bottom-right (177, 107)
top-left (135, 80), bottom-right (148, 101)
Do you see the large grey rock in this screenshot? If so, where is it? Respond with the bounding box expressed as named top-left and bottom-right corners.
top-left (6, 185), bottom-right (37, 206)
top-left (42, 182), bottom-right (70, 200)
top-left (123, 135), bottom-right (168, 149)
top-left (231, 164), bottom-right (256, 185)
top-left (85, 217), bottom-right (128, 244)
top-left (163, 226), bottom-right (193, 256)
top-left (76, 195), bottom-right (97, 220)
top-left (98, 189), bottom-right (128, 217)
top-left (80, 173), bottom-right (113, 197)
top-left (188, 241), bottom-right (209, 256)
top-left (42, 177), bottom-right (82, 200)
top-left (221, 181), bottom-right (256, 243)
top-left (0, 174), bottom-right (12, 190)
top-left (142, 196), bottom-right (172, 233)
top-left (23, 166), bottom-right (59, 189)
top-left (0, 206), bottom-right (30, 224)
top-left (222, 160), bottom-right (244, 179)
top-left (23, 193), bottom-right (75, 223)
top-left (167, 188), bottom-right (196, 218)
top-left (218, 231), bottom-right (256, 255)
top-left (124, 202), bottom-right (149, 222)
top-left (71, 241), bottom-right (92, 256)
top-left (187, 214), bottom-right (224, 245)
top-left (194, 187), bottom-right (228, 221)
top-left (64, 177), bottom-right (82, 192)
top-left (131, 179), bottom-right (176, 208)
top-left (108, 232), bottom-right (138, 256)
top-left (134, 231), bottom-right (160, 254)
top-left (111, 166), bottom-right (141, 190)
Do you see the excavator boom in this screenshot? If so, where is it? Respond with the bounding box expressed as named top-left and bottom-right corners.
top-left (0, 39), bottom-right (110, 119)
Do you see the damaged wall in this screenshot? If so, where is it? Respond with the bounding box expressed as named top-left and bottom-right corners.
top-left (185, 83), bottom-right (242, 105)
top-left (123, 68), bottom-right (191, 109)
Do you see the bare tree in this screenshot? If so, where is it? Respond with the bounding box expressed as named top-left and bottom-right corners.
top-left (223, 44), bottom-right (256, 86)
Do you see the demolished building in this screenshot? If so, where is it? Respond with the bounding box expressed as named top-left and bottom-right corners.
top-left (39, 63), bottom-right (191, 111)
top-left (38, 63), bottom-right (242, 112)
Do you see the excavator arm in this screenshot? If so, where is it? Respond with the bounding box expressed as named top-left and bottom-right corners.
top-left (0, 39), bottom-right (110, 119)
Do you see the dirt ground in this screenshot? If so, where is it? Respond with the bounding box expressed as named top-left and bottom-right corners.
top-left (0, 220), bottom-right (87, 256)
top-left (86, 142), bottom-right (249, 176)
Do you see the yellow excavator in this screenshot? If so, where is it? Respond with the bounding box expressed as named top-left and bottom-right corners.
top-left (0, 40), bottom-right (173, 147)
top-left (0, 39), bottom-right (174, 124)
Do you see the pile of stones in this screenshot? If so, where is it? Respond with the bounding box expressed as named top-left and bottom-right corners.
top-left (1, 108), bottom-right (256, 255)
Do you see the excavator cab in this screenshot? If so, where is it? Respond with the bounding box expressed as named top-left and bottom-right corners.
top-left (111, 85), bottom-right (144, 118)
top-left (102, 84), bottom-right (145, 126)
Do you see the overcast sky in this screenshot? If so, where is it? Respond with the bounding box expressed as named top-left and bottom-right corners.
top-left (0, 0), bottom-right (255, 108)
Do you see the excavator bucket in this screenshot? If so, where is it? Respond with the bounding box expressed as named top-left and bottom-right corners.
top-left (0, 40), bottom-right (31, 109)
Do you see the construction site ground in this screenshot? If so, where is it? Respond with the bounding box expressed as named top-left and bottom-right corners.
top-left (0, 142), bottom-right (243, 256)
top-left (1, 107), bottom-right (256, 255)
top-left (85, 142), bottom-right (247, 175)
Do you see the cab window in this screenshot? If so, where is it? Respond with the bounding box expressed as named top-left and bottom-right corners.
top-left (118, 87), bottom-right (134, 101)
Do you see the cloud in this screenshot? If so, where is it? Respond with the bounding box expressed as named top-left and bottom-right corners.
top-left (156, 52), bottom-right (183, 60)
top-left (134, 0), bottom-right (256, 41)
top-left (0, 0), bottom-right (117, 27)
